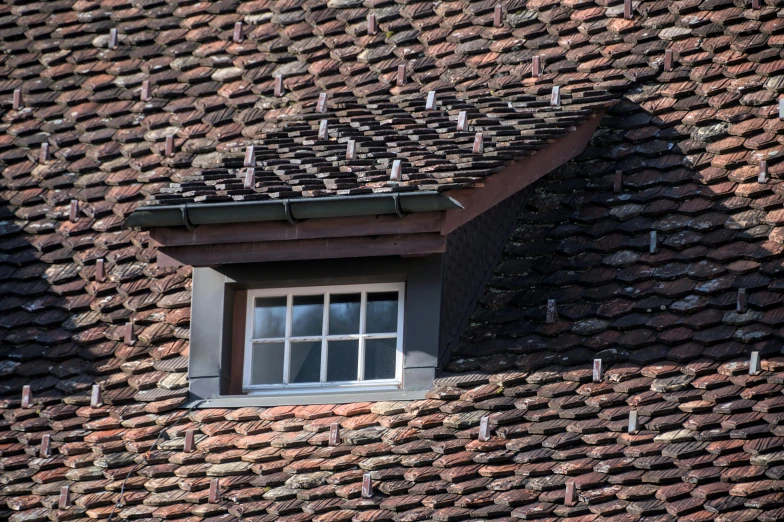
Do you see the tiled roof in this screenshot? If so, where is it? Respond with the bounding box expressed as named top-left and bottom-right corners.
top-left (1, 1), bottom-right (784, 522)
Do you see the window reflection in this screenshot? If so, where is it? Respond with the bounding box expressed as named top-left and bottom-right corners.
top-left (292, 295), bottom-right (323, 337)
top-left (366, 292), bottom-right (398, 333)
top-left (254, 297), bottom-right (286, 338)
top-left (329, 293), bottom-right (360, 335)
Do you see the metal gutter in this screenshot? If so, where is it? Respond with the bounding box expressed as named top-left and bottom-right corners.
top-left (124, 192), bottom-right (463, 229)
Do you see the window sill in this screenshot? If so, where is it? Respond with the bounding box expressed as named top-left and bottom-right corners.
top-left (188, 388), bottom-right (428, 408)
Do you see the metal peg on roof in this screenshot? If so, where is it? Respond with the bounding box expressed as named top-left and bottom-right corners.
top-left (749, 351), bottom-right (761, 375)
top-left (478, 415), bottom-right (491, 442)
top-left (208, 478), bottom-right (220, 504)
top-left (758, 160), bottom-right (768, 183)
top-left (551, 86), bottom-right (561, 107)
top-left (649, 231), bottom-right (658, 254)
top-left (425, 91), bottom-right (437, 111)
top-left (90, 384), bottom-right (102, 407)
top-left (95, 259), bottom-right (105, 283)
top-left (318, 119), bottom-right (329, 140)
top-left (274, 75), bottom-right (284, 97)
top-left (532, 56), bottom-right (541, 78)
top-left (737, 288), bottom-right (747, 313)
top-left (244, 167), bottom-right (255, 189)
top-left (546, 299), bottom-right (557, 324)
top-left (125, 321), bottom-right (136, 346)
top-left (184, 429), bottom-right (195, 453)
top-left (108, 28), bottom-right (118, 49)
top-left (69, 200), bottom-right (79, 222)
top-left (317, 92), bottom-right (328, 113)
top-left (40, 433), bottom-right (51, 458)
top-left (233, 22), bottom-right (243, 43)
top-left (592, 359), bottom-right (603, 383)
top-left (21, 385), bottom-right (32, 409)
top-left (493, 4), bottom-right (503, 27)
top-left (346, 140), bottom-right (356, 160)
top-left (624, 0), bottom-right (633, 19)
top-left (12, 89), bottom-right (21, 110)
top-left (457, 111), bottom-right (467, 131)
top-left (613, 170), bottom-right (623, 193)
top-left (565, 480), bottom-right (576, 507)
top-left (472, 132), bottom-right (484, 154)
top-left (361, 473), bottom-right (373, 499)
top-left (165, 135), bottom-right (174, 158)
top-left (367, 13), bottom-right (377, 35)
top-left (59, 485), bottom-right (71, 510)
top-left (396, 64), bottom-right (406, 87)
top-left (329, 422), bottom-right (341, 446)
top-left (141, 80), bottom-right (151, 101)
top-left (390, 159), bottom-right (402, 182)
top-left (628, 409), bottom-right (638, 434)
top-left (40, 142), bottom-right (49, 164)
top-left (664, 49), bottom-right (673, 72)
top-left (244, 145), bottom-right (255, 167)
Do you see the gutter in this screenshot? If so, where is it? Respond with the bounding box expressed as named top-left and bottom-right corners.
top-left (124, 192), bottom-right (463, 229)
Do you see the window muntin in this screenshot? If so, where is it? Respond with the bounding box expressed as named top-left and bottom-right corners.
top-left (244, 283), bottom-right (404, 393)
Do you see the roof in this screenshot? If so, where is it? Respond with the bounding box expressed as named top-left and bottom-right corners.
top-left (2, 0), bottom-right (784, 522)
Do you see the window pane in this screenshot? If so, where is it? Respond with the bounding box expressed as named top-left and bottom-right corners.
top-left (366, 292), bottom-right (398, 333)
top-left (365, 338), bottom-right (396, 380)
top-left (251, 343), bottom-right (284, 385)
top-left (292, 295), bottom-right (323, 337)
top-left (290, 341), bottom-right (321, 384)
top-left (329, 294), bottom-right (360, 335)
top-left (254, 297), bottom-right (287, 339)
top-left (327, 340), bottom-right (358, 382)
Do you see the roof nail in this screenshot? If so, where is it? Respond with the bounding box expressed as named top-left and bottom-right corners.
top-left (125, 321), bottom-right (136, 346)
top-left (40, 142), bottom-right (49, 164)
top-left (12, 88), bottom-right (21, 110)
top-left (565, 481), bottom-right (576, 507)
top-left (69, 200), bottom-right (79, 222)
top-left (141, 80), bottom-right (151, 101)
top-left (361, 473), bottom-right (373, 499)
top-left (749, 350), bottom-right (761, 375)
top-left (184, 429), bottom-right (195, 453)
top-left (90, 384), bottom-right (102, 407)
top-left (550, 86), bottom-right (560, 107)
top-left (472, 132), bottom-right (484, 154)
top-left (396, 64), bottom-right (406, 87)
top-left (546, 299), bottom-right (557, 324)
top-left (329, 422), bottom-right (341, 446)
top-left (478, 415), bottom-right (491, 442)
top-left (456, 111), bottom-right (467, 131)
top-left (21, 385), bottom-right (32, 409)
top-left (244, 167), bottom-right (255, 189)
top-left (40, 433), bottom-right (51, 458)
top-left (208, 478), bottom-right (220, 504)
top-left (649, 231), bottom-right (658, 254)
top-left (613, 170), bottom-right (623, 193)
top-left (390, 160), bottom-right (402, 182)
top-left (95, 258), bottom-right (105, 282)
top-left (592, 359), bottom-right (603, 383)
top-left (244, 145), bottom-right (256, 167)
top-left (318, 119), bottom-right (329, 140)
top-left (425, 91), bottom-right (437, 110)
top-left (109, 28), bottom-right (118, 49)
top-left (532, 56), bottom-right (541, 78)
top-left (367, 13), bottom-right (377, 35)
top-left (758, 160), bottom-right (768, 183)
top-left (493, 4), bottom-right (503, 27)
top-left (165, 135), bottom-right (174, 158)
top-left (274, 75), bottom-right (284, 97)
top-left (59, 485), bottom-right (71, 510)
top-left (317, 92), bottom-right (328, 113)
top-left (624, 0), bottom-right (633, 19)
top-left (233, 21), bottom-right (243, 43)
top-left (345, 140), bottom-right (356, 160)
top-left (664, 49), bottom-right (673, 71)
top-left (628, 409), bottom-right (638, 434)
top-left (737, 288), bottom-right (747, 313)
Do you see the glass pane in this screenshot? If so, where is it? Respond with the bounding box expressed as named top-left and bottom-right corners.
top-left (327, 340), bottom-right (358, 382)
top-left (290, 341), bottom-right (321, 383)
top-left (292, 295), bottom-right (323, 337)
top-left (365, 338), bottom-right (397, 380)
top-left (329, 294), bottom-right (360, 335)
top-left (366, 292), bottom-right (398, 334)
top-left (254, 297), bottom-right (287, 339)
top-left (251, 343), bottom-right (284, 385)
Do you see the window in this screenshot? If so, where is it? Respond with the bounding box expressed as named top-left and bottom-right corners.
top-left (243, 283), bottom-right (404, 394)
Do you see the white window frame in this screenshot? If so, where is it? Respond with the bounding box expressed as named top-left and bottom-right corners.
top-left (243, 282), bottom-right (405, 395)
